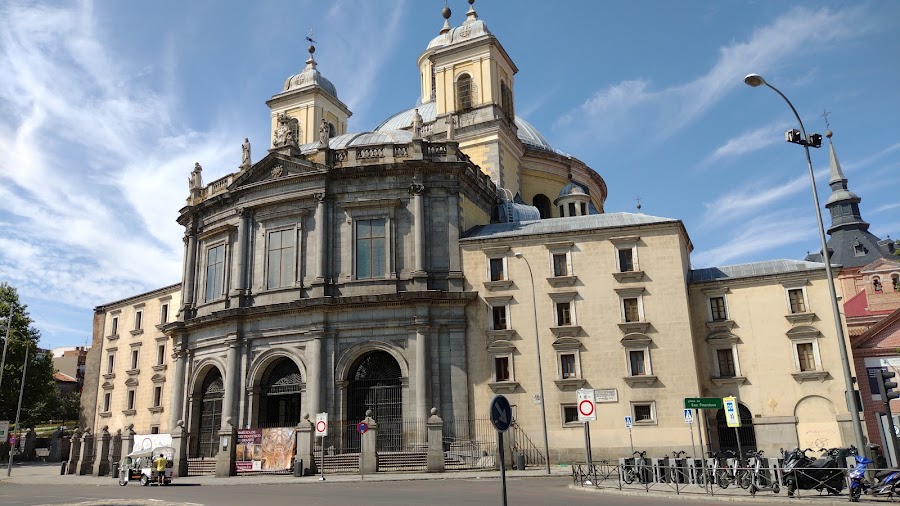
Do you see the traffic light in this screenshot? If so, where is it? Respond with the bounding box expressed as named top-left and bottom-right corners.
top-left (877, 369), bottom-right (900, 403)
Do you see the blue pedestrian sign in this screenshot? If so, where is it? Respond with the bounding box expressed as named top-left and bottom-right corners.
top-left (624, 416), bottom-right (633, 429)
top-left (490, 395), bottom-right (513, 432)
top-left (683, 409), bottom-right (694, 424)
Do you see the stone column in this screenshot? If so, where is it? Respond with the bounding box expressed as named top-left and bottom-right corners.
top-left (410, 182), bottom-right (426, 273)
top-left (314, 192), bottom-right (327, 281)
top-left (306, 336), bottom-right (323, 417)
top-left (92, 426), bottom-right (110, 476)
top-left (181, 222), bottom-right (198, 313)
top-left (427, 408), bottom-right (445, 473)
top-left (360, 410), bottom-right (378, 474)
top-left (66, 428), bottom-right (81, 474)
top-left (110, 429), bottom-right (122, 471)
top-left (170, 420), bottom-right (189, 477)
top-left (76, 428), bottom-right (94, 475)
top-left (49, 427), bottom-right (63, 462)
top-left (415, 325), bottom-right (430, 421)
top-left (221, 341), bottom-right (240, 430)
top-left (230, 208), bottom-right (250, 303)
top-left (215, 418), bottom-right (237, 478)
top-left (169, 349), bottom-right (187, 431)
top-left (121, 424), bottom-right (135, 459)
top-left (24, 427), bottom-right (36, 461)
top-left (295, 416), bottom-right (316, 476)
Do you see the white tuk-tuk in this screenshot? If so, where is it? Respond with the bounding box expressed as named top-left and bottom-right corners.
top-left (118, 446), bottom-right (174, 486)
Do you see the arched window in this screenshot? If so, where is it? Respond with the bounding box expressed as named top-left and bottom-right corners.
top-left (328, 122), bottom-right (336, 138)
top-left (873, 277), bottom-right (883, 293)
top-left (893, 274), bottom-right (900, 292)
top-left (500, 81), bottom-right (513, 119)
top-left (532, 194), bottom-right (552, 219)
top-left (456, 74), bottom-right (472, 110)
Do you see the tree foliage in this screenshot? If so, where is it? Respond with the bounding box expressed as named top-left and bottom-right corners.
top-left (0, 282), bottom-right (58, 426)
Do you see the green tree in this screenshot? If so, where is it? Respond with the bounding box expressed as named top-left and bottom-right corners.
top-left (0, 282), bottom-right (57, 427)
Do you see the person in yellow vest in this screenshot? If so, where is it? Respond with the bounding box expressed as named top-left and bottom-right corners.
top-left (154, 454), bottom-right (167, 485)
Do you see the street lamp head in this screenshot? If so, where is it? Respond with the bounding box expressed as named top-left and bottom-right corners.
top-left (744, 74), bottom-right (766, 87)
top-left (514, 252), bottom-right (523, 258)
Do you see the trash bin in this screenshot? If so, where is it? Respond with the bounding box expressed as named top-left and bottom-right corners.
top-left (516, 452), bottom-right (526, 470)
top-left (293, 458), bottom-right (303, 477)
top-left (60, 461), bottom-right (67, 475)
top-left (112, 462), bottom-right (120, 479)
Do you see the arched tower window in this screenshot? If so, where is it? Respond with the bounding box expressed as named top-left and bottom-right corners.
top-left (532, 194), bottom-right (552, 219)
top-left (328, 122), bottom-right (336, 138)
top-left (500, 81), bottom-right (513, 120)
top-left (456, 74), bottom-right (473, 111)
top-left (892, 274), bottom-right (900, 292)
top-left (873, 277), bottom-right (883, 293)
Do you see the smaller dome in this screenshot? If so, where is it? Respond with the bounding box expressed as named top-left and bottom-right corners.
top-left (826, 188), bottom-right (860, 206)
top-left (426, 19), bottom-right (491, 49)
top-left (283, 63), bottom-right (338, 99)
top-left (559, 181), bottom-right (588, 198)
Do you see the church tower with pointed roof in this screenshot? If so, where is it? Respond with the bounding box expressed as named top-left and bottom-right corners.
top-left (805, 131), bottom-right (896, 268)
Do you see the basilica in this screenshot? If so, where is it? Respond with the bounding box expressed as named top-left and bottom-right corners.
top-left (80, 1), bottom-right (888, 476)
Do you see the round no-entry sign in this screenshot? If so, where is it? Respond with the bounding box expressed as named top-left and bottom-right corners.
top-left (357, 422), bottom-right (368, 434)
top-left (315, 412), bottom-right (328, 437)
top-left (579, 399), bottom-right (595, 417)
top-left (577, 388), bottom-right (597, 422)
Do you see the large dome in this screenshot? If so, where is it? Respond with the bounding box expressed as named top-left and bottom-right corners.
top-left (374, 101), bottom-right (559, 153)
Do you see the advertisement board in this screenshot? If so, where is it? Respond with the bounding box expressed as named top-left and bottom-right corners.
top-left (132, 433), bottom-right (173, 453)
top-left (236, 427), bottom-right (295, 473)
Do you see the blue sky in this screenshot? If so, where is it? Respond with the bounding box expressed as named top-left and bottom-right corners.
top-left (1, 0), bottom-right (898, 350)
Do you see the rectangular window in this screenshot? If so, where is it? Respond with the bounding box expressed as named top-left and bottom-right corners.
top-left (558, 205), bottom-right (564, 217)
top-left (580, 203), bottom-right (587, 216)
top-left (134, 310), bottom-right (142, 330)
top-left (797, 342), bottom-right (815, 371)
top-left (492, 306), bottom-right (508, 330)
top-left (709, 297), bottom-right (727, 321)
top-left (267, 229), bottom-right (295, 289)
top-left (788, 288), bottom-right (807, 314)
top-left (107, 354), bottom-right (115, 374)
top-left (629, 350), bottom-right (646, 376)
top-left (157, 344), bottom-right (166, 365)
top-left (127, 390), bottom-right (135, 411)
top-left (103, 392), bottom-right (111, 412)
top-left (560, 353), bottom-right (577, 379)
top-left (356, 219), bottom-right (386, 279)
top-left (494, 356), bottom-right (510, 381)
top-left (205, 244), bottom-right (226, 301)
top-left (623, 298), bottom-right (640, 322)
top-left (489, 258), bottom-right (505, 281)
top-left (552, 253), bottom-right (568, 277)
top-left (618, 248), bottom-right (635, 272)
top-left (634, 404), bottom-right (653, 422)
top-left (130, 349), bottom-right (139, 370)
top-left (153, 386), bottom-right (162, 407)
top-left (160, 303), bottom-right (169, 324)
top-left (556, 302), bottom-right (572, 326)
top-left (568, 202), bottom-right (576, 216)
top-left (111, 316), bottom-right (118, 335)
top-left (563, 406), bottom-right (579, 424)
top-left (717, 348), bottom-right (736, 377)
top-left (151, 426), bottom-right (160, 434)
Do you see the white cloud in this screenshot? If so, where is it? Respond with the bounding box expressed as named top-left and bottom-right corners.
top-left (691, 212), bottom-right (817, 268)
top-left (698, 120), bottom-right (791, 167)
top-left (555, 6), bottom-right (863, 145)
top-left (0, 1), bottom-right (236, 316)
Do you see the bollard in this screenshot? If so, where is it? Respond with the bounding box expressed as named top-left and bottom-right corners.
top-left (60, 461), bottom-right (67, 475)
top-left (517, 452), bottom-right (526, 470)
top-left (293, 458), bottom-right (303, 477)
top-left (111, 462), bottom-right (120, 479)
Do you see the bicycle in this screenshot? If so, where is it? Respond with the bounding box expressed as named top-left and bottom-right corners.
top-left (668, 451), bottom-right (690, 484)
top-left (701, 450), bottom-right (735, 489)
top-left (623, 450), bottom-right (648, 484)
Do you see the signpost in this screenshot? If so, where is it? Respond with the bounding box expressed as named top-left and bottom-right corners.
top-left (0, 421), bottom-right (8, 443)
top-left (684, 409), bottom-right (698, 463)
top-left (723, 396), bottom-right (743, 462)
top-left (357, 421), bottom-right (368, 480)
top-left (624, 416), bottom-right (634, 454)
top-left (315, 412), bottom-right (328, 481)
top-left (577, 389), bottom-right (596, 469)
top-left (490, 395), bottom-right (512, 506)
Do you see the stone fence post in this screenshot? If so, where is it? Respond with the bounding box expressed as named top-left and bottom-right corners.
top-left (49, 427), bottom-right (64, 462)
top-left (296, 415), bottom-right (315, 476)
top-left (215, 417), bottom-right (237, 478)
top-left (110, 429), bottom-right (122, 470)
top-left (66, 428), bottom-right (81, 474)
top-left (24, 427), bottom-right (36, 461)
top-left (121, 424), bottom-right (135, 458)
top-left (360, 410), bottom-right (378, 474)
top-left (76, 428), bottom-right (94, 475)
top-left (93, 426), bottom-right (110, 476)
top-left (427, 408), bottom-right (445, 473)
top-left (170, 420), bottom-right (189, 477)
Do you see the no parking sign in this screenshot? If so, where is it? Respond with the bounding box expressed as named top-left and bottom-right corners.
top-left (577, 389), bottom-right (596, 422)
top-left (315, 412), bottom-right (328, 437)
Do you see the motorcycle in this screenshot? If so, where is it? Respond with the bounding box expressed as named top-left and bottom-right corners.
top-left (782, 447), bottom-right (850, 497)
top-left (849, 450), bottom-right (900, 502)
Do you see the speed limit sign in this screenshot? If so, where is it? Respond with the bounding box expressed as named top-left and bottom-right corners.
top-left (577, 389), bottom-right (596, 422)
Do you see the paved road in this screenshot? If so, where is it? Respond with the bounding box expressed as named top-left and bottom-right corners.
top-left (0, 476), bottom-right (841, 506)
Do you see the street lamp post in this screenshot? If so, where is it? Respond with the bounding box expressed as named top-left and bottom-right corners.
top-left (743, 73), bottom-right (866, 452)
top-left (7, 345), bottom-right (29, 476)
top-left (0, 308), bottom-right (12, 396)
top-left (513, 252), bottom-right (551, 474)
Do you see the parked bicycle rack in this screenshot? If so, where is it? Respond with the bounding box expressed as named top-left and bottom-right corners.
top-left (651, 457), bottom-right (669, 483)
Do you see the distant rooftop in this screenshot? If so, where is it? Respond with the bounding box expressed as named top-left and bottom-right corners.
top-left (461, 212), bottom-right (680, 241)
top-left (689, 259), bottom-right (828, 283)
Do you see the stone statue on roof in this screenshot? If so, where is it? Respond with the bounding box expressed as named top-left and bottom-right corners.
top-left (189, 162), bottom-right (203, 191)
top-left (273, 113), bottom-right (300, 147)
top-left (412, 108), bottom-right (423, 139)
top-left (241, 138), bottom-right (251, 168)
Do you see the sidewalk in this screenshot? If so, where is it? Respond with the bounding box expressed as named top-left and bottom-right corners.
top-left (0, 461), bottom-right (571, 487)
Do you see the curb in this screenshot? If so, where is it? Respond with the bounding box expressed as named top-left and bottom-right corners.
top-left (568, 483), bottom-right (856, 505)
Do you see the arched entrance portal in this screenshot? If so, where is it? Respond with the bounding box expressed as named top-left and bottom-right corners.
top-left (258, 358), bottom-right (303, 427)
top-left (197, 369), bottom-right (224, 458)
top-left (716, 404), bottom-right (757, 453)
top-left (347, 351), bottom-right (402, 451)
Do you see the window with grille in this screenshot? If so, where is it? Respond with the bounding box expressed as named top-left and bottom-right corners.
top-left (494, 356), bottom-right (510, 381)
top-left (205, 244), bottom-right (225, 301)
top-left (556, 302), bottom-right (572, 326)
top-left (489, 258), bottom-right (505, 281)
top-left (634, 404), bottom-right (653, 422)
top-left (563, 405), bottom-right (579, 424)
top-left (618, 248), bottom-right (635, 272)
top-left (560, 353), bottom-right (576, 379)
top-left (356, 219), bottom-right (386, 279)
top-left (629, 350), bottom-right (646, 376)
top-left (623, 298), bottom-right (640, 322)
top-left (553, 254), bottom-right (568, 277)
top-left (457, 74), bottom-right (472, 110)
top-left (788, 288), bottom-right (807, 313)
top-left (267, 229), bottom-right (295, 289)
top-left (710, 297), bottom-right (728, 321)
top-left (717, 348), bottom-right (736, 377)
top-left (797, 342), bottom-right (815, 371)
top-left (492, 306), bottom-right (508, 330)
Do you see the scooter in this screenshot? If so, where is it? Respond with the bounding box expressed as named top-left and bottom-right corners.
top-left (849, 451), bottom-right (900, 502)
top-left (782, 447), bottom-right (849, 497)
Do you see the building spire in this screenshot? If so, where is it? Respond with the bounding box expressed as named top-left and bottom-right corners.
top-left (440, 3), bottom-right (452, 34)
top-left (305, 30), bottom-right (318, 69)
top-left (465, 0), bottom-right (478, 23)
top-left (826, 130), bottom-right (847, 186)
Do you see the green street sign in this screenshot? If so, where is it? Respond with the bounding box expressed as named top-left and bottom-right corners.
top-left (684, 397), bottom-right (723, 409)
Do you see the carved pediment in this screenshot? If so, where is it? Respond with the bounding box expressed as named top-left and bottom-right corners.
top-left (487, 339), bottom-right (516, 353)
top-left (620, 333), bottom-right (652, 348)
top-left (231, 154), bottom-right (318, 188)
top-left (786, 325), bottom-right (821, 341)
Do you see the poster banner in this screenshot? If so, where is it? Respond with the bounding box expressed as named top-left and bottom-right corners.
top-left (236, 427), bottom-right (295, 473)
top-left (131, 433), bottom-right (173, 453)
